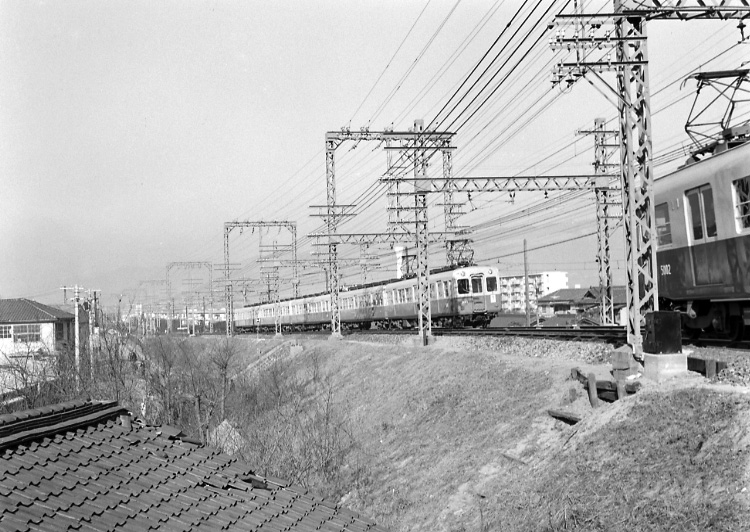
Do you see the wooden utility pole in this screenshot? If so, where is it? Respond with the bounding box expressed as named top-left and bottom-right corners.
top-left (524, 240), bottom-right (531, 327)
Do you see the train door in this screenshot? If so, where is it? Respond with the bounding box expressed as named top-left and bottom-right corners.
top-left (470, 274), bottom-right (485, 312)
top-left (686, 184), bottom-right (721, 285)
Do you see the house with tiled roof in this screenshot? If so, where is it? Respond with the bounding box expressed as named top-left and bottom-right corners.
top-left (0, 299), bottom-right (75, 364)
top-left (536, 286), bottom-right (628, 325)
top-left (536, 288), bottom-right (591, 316)
top-left (0, 399), bottom-right (387, 532)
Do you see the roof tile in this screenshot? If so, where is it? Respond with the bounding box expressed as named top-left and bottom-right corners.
top-left (0, 299), bottom-right (74, 324)
top-left (0, 400), bottom-right (388, 532)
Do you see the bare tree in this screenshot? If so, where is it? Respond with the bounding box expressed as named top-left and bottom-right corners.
top-left (209, 337), bottom-right (240, 420)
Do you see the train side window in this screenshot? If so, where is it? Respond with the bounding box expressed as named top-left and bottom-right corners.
top-left (733, 176), bottom-right (750, 231)
top-left (457, 278), bottom-right (470, 295)
top-left (703, 187), bottom-right (717, 237)
top-left (486, 276), bottom-right (497, 292)
top-left (686, 185), bottom-right (717, 242)
top-left (655, 202), bottom-right (672, 246)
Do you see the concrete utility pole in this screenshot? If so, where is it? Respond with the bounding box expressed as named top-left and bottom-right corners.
top-left (60, 285), bottom-right (84, 392)
top-left (86, 289), bottom-right (99, 382)
top-left (524, 240), bottom-right (531, 327)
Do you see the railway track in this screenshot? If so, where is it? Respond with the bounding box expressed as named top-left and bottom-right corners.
top-left (345, 325), bottom-right (627, 344)
top-left (683, 337), bottom-right (750, 351)
top-left (248, 325), bottom-right (750, 350)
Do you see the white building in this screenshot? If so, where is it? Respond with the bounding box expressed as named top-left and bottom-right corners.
top-left (0, 299), bottom-right (75, 364)
top-left (498, 271), bottom-right (568, 312)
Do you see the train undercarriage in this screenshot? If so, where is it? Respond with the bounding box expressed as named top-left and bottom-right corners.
top-left (661, 298), bottom-right (747, 341)
top-left (237, 311), bottom-right (497, 335)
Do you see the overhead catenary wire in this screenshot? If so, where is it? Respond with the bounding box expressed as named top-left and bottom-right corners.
top-left (164, 4), bottom-right (747, 305)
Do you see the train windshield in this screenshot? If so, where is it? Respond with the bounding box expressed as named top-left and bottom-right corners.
top-left (486, 276), bottom-right (497, 292)
top-left (457, 279), bottom-right (470, 294)
top-left (471, 276), bottom-right (483, 293)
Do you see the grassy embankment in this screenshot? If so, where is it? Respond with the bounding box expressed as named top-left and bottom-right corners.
top-left (274, 337), bottom-right (750, 531)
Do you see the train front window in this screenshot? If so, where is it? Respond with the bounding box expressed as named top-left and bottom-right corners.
top-left (686, 185), bottom-right (717, 242)
top-left (471, 276), bottom-right (483, 293)
top-left (457, 278), bottom-right (470, 294)
top-left (655, 203), bottom-right (672, 246)
top-left (486, 276), bottom-right (497, 292)
top-left (734, 176), bottom-right (750, 231)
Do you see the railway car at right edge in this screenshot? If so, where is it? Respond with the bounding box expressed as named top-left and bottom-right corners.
top-left (655, 132), bottom-right (750, 339)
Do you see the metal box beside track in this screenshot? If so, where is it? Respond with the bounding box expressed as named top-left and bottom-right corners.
top-left (643, 311), bottom-right (682, 354)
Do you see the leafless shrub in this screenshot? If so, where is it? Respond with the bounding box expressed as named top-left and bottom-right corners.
top-left (230, 356), bottom-right (360, 498)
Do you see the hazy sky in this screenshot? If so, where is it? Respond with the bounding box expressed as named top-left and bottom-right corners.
top-left (1, 0), bottom-right (745, 309)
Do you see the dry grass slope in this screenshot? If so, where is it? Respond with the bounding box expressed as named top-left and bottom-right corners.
top-left (515, 388), bottom-right (750, 531)
top-left (285, 337), bottom-right (750, 532)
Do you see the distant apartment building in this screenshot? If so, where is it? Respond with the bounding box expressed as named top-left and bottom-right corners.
top-left (498, 271), bottom-right (568, 312)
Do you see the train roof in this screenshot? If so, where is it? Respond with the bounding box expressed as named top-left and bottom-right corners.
top-left (656, 134), bottom-right (750, 184)
top-left (238, 263), bottom-right (493, 309)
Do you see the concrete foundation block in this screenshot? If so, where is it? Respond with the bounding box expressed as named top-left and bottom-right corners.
top-left (611, 346), bottom-right (635, 370)
top-left (402, 336), bottom-right (429, 347)
top-left (610, 345), bottom-right (642, 379)
top-left (642, 352), bottom-right (688, 382)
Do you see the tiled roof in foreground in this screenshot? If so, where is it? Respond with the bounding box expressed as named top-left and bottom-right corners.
top-left (0, 400), bottom-right (385, 532)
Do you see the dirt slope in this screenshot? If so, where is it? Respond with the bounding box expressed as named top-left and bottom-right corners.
top-left (288, 335), bottom-right (750, 531)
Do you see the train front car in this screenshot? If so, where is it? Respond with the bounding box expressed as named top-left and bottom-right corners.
top-left (655, 139), bottom-right (750, 339)
top-left (432, 266), bottom-right (502, 327)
